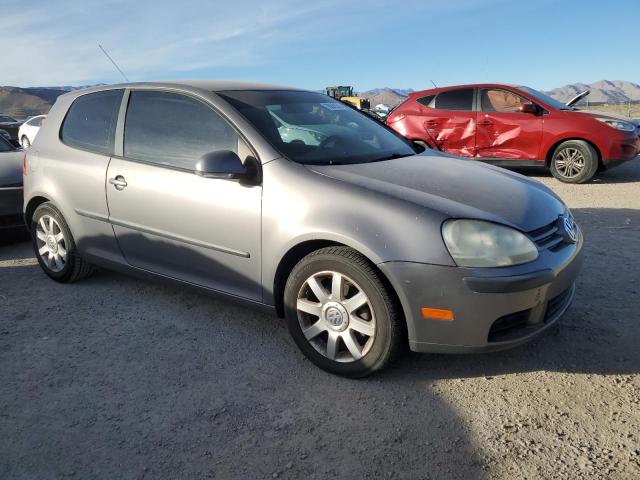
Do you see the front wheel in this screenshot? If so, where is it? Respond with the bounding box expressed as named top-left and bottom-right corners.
top-left (31, 203), bottom-right (93, 283)
top-left (550, 140), bottom-right (598, 183)
top-left (21, 136), bottom-right (31, 149)
top-left (284, 246), bottom-right (403, 377)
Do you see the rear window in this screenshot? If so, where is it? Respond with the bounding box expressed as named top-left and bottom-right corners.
top-left (61, 89), bottom-right (123, 155)
top-left (434, 89), bottom-right (474, 111)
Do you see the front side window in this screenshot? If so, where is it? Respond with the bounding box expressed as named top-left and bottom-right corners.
top-left (61, 90), bottom-right (123, 155)
top-left (481, 89), bottom-right (531, 113)
top-left (124, 91), bottom-right (238, 170)
top-left (218, 90), bottom-right (415, 165)
top-left (433, 89), bottom-right (474, 111)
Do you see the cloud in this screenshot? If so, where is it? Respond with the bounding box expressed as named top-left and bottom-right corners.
top-left (0, 0), bottom-right (345, 86)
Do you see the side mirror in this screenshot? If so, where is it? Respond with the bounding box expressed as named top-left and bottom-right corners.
top-left (195, 150), bottom-right (247, 179)
top-left (519, 103), bottom-right (538, 114)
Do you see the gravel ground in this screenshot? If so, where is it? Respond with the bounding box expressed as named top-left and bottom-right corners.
top-left (1, 160), bottom-right (639, 479)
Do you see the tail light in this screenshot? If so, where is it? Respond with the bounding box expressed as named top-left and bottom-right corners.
top-left (22, 153), bottom-right (27, 176)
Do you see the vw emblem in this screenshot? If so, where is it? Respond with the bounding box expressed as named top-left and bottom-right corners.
top-left (326, 307), bottom-right (343, 326)
top-left (562, 214), bottom-right (578, 243)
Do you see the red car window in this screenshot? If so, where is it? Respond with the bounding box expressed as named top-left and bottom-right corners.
top-left (481, 89), bottom-right (530, 113)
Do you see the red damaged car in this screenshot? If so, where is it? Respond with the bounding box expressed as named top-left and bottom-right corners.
top-left (386, 84), bottom-right (640, 183)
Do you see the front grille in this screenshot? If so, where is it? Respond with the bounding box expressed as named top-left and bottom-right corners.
top-left (527, 219), bottom-right (564, 250)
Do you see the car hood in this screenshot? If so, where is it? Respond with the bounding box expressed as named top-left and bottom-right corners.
top-left (307, 152), bottom-right (565, 232)
top-left (575, 109), bottom-right (637, 124)
top-left (0, 150), bottom-right (24, 186)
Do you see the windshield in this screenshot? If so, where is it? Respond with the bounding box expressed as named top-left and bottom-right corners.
top-left (517, 86), bottom-right (571, 111)
top-left (218, 90), bottom-right (416, 165)
top-left (0, 116), bottom-right (17, 123)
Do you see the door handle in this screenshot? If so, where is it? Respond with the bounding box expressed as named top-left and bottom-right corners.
top-left (109, 176), bottom-right (127, 190)
top-left (478, 120), bottom-right (493, 127)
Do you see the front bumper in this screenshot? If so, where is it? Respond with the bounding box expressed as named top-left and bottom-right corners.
top-left (602, 132), bottom-right (640, 167)
top-left (378, 232), bottom-right (583, 353)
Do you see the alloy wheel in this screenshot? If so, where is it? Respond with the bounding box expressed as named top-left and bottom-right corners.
top-left (35, 215), bottom-right (68, 272)
top-left (21, 136), bottom-right (30, 148)
top-left (296, 271), bottom-right (376, 363)
top-left (553, 147), bottom-right (585, 179)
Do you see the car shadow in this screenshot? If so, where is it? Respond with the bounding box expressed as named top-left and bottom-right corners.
top-left (0, 232), bottom-right (490, 479)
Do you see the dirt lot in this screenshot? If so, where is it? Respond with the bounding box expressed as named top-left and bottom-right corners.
top-left (1, 160), bottom-right (639, 479)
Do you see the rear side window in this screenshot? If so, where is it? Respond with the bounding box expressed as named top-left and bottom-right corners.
top-left (123, 91), bottom-right (239, 170)
top-left (29, 116), bottom-right (44, 127)
top-left (416, 95), bottom-right (435, 107)
top-left (61, 90), bottom-right (123, 155)
top-left (434, 89), bottom-right (474, 111)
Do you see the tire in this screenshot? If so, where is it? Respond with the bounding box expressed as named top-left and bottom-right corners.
top-left (21, 136), bottom-right (31, 149)
top-left (30, 203), bottom-right (93, 283)
top-left (549, 140), bottom-right (598, 184)
top-left (284, 246), bottom-right (403, 378)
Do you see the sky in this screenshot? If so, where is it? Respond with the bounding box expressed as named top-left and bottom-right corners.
top-left (1, 0), bottom-right (638, 92)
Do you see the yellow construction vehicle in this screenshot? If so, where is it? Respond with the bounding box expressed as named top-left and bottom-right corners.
top-left (324, 86), bottom-right (371, 111)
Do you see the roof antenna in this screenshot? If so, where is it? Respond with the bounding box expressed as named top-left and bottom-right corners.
top-left (97, 43), bottom-right (130, 82)
top-left (430, 79), bottom-right (438, 88)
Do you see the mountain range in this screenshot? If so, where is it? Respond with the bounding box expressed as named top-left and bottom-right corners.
top-left (1, 80), bottom-right (638, 118)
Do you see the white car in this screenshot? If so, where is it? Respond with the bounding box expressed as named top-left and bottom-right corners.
top-left (18, 115), bottom-right (46, 148)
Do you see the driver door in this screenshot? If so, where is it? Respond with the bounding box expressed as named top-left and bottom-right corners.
top-left (106, 90), bottom-right (262, 301)
top-left (475, 88), bottom-right (543, 161)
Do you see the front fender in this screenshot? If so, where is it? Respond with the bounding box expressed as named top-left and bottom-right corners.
top-left (260, 159), bottom-right (454, 302)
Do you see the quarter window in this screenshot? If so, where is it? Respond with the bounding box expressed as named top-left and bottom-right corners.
top-left (416, 95), bottom-right (435, 107)
top-left (61, 90), bottom-right (123, 155)
top-left (434, 89), bottom-right (474, 111)
top-left (481, 89), bottom-right (531, 113)
top-left (124, 91), bottom-right (239, 170)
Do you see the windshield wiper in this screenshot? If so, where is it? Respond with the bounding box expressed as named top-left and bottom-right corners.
top-left (372, 152), bottom-right (413, 162)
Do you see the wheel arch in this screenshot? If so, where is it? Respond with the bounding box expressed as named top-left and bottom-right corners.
top-left (545, 137), bottom-right (602, 168)
top-left (272, 240), bottom-right (406, 334)
top-left (24, 195), bottom-right (51, 230)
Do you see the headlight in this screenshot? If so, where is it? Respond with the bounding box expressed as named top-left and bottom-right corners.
top-left (442, 219), bottom-right (539, 268)
top-left (596, 118), bottom-right (636, 132)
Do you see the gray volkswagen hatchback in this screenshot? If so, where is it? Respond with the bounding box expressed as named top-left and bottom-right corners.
top-left (23, 81), bottom-right (583, 377)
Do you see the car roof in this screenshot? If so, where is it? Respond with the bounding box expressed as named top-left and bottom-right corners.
top-left (61, 80), bottom-right (304, 98)
top-left (409, 83), bottom-right (524, 97)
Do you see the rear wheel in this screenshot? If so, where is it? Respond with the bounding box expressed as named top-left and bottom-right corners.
top-left (550, 140), bottom-right (598, 183)
top-left (284, 246), bottom-right (403, 377)
top-left (31, 203), bottom-right (93, 283)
